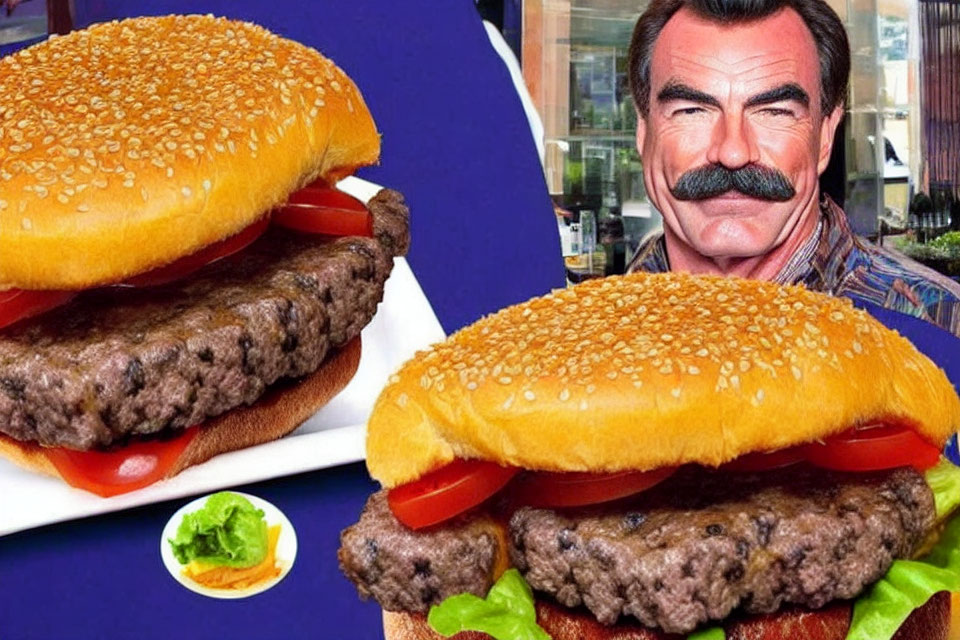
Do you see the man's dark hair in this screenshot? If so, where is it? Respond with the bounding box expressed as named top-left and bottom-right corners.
top-left (628, 0), bottom-right (850, 118)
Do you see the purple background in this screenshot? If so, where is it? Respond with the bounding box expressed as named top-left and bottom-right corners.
top-left (1, 3), bottom-right (959, 640)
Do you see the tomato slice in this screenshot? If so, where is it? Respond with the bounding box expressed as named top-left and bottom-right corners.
top-left (0, 289), bottom-right (76, 330)
top-left (45, 427), bottom-right (198, 497)
top-left (273, 182), bottom-right (373, 237)
top-left (509, 467), bottom-right (677, 509)
top-left (803, 423), bottom-right (941, 472)
top-left (387, 459), bottom-right (520, 529)
top-left (721, 446), bottom-right (806, 472)
top-left (121, 216), bottom-right (270, 287)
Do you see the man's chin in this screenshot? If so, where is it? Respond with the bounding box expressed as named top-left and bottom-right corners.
top-left (683, 219), bottom-right (777, 261)
top-left (690, 244), bottom-right (769, 262)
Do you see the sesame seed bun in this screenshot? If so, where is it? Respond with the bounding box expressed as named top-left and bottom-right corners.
top-left (366, 273), bottom-right (960, 488)
top-left (0, 15), bottom-right (379, 290)
top-left (0, 336), bottom-right (361, 486)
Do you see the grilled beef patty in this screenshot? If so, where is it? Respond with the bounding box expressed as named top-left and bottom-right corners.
top-left (338, 465), bottom-right (935, 635)
top-left (0, 189), bottom-right (409, 449)
top-left (509, 464), bottom-right (935, 634)
top-left (339, 490), bottom-right (503, 613)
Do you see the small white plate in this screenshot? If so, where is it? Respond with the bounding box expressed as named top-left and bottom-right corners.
top-left (159, 492), bottom-right (298, 599)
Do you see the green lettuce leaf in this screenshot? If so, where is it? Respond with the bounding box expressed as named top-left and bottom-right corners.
top-left (846, 511), bottom-right (960, 640)
top-left (427, 569), bottom-right (551, 640)
top-left (926, 457), bottom-right (960, 520)
top-left (688, 626), bottom-right (725, 640)
top-left (168, 492), bottom-right (268, 568)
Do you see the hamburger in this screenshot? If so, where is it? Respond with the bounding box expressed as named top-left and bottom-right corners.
top-left (0, 15), bottom-right (409, 496)
top-left (339, 273), bottom-right (960, 639)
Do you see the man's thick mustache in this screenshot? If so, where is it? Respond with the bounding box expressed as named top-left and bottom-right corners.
top-left (670, 164), bottom-right (796, 201)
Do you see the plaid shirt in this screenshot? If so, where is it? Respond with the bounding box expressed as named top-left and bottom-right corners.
top-left (627, 195), bottom-right (960, 337)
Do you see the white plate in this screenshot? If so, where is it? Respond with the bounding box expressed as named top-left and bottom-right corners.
top-left (0, 179), bottom-right (446, 536)
top-left (159, 492), bottom-right (297, 599)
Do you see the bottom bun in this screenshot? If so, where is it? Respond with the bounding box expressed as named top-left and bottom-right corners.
top-left (383, 590), bottom-right (951, 640)
top-left (0, 337), bottom-right (362, 486)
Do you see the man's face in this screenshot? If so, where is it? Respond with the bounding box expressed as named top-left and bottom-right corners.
top-left (636, 7), bottom-right (844, 260)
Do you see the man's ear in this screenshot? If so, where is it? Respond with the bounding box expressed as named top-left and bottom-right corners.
top-left (816, 105), bottom-right (844, 175)
top-left (636, 110), bottom-right (647, 156)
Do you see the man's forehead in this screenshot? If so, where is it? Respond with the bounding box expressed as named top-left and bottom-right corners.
top-left (650, 6), bottom-right (820, 97)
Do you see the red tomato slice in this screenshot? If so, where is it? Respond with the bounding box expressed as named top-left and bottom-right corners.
top-left (387, 459), bottom-right (520, 529)
top-left (803, 423), bottom-right (941, 472)
top-left (273, 183), bottom-right (373, 237)
top-left (509, 467), bottom-right (677, 509)
top-left (121, 216), bottom-right (270, 287)
top-left (0, 289), bottom-right (76, 330)
top-left (45, 427), bottom-right (198, 497)
top-left (721, 446), bottom-right (806, 472)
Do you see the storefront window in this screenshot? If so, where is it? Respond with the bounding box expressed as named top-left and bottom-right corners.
top-left (524, 0), bottom-right (653, 281)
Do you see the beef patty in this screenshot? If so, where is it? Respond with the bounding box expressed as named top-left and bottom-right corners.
top-left (0, 189), bottom-right (409, 449)
top-left (339, 490), bottom-right (504, 613)
top-left (338, 465), bottom-right (935, 635)
top-left (509, 464), bottom-right (935, 634)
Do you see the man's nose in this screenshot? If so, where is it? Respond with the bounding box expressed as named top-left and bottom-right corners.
top-left (706, 112), bottom-right (758, 169)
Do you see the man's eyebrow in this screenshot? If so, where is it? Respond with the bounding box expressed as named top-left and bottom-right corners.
top-left (656, 81), bottom-right (722, 109)
top-left (744, 83), bottom-right (810, 109)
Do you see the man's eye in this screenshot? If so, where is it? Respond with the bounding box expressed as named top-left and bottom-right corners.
top-left (760, 108), bottom-right (795, 117)
top-left (673, 107), bottom-right (704, 116)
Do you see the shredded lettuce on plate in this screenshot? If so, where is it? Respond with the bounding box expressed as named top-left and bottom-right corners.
top-left (168, 492), bottom-right (269, 568)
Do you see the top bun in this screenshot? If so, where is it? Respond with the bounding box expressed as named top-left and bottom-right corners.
top-left (367, 273), bottom-right (960, 487)
top-left (0, 15), bottom-right (380, 290)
